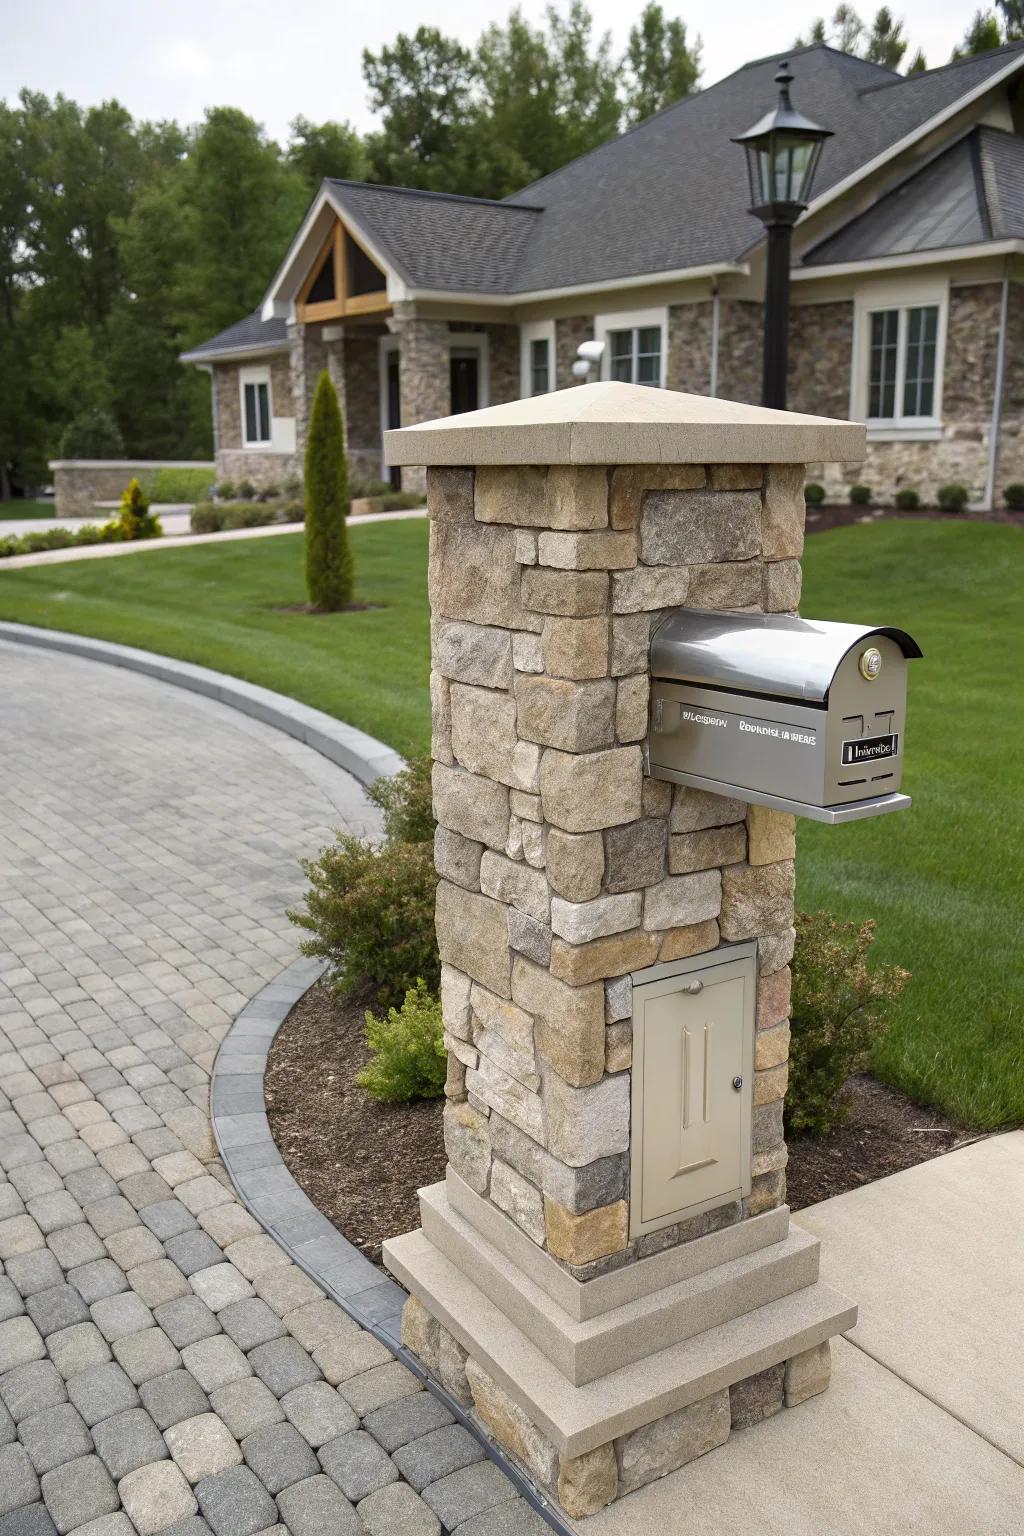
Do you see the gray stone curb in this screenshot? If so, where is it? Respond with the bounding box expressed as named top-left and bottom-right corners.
top-left (211, 957), bottom-right (577, 1536)
top-left (0, 620), bottom-right (404, 789)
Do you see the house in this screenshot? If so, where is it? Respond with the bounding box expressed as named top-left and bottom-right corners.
top-left (182, 40), bottom-right (1024, 507)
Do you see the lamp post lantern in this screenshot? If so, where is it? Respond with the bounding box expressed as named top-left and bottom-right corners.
top-left (733, 62), bottom-right (833, 409)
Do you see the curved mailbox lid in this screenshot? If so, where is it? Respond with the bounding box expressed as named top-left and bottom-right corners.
top-left (650, 609), bottom-right (922, 703)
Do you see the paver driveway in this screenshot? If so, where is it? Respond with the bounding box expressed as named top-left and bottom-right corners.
top-left (0, 642), bottom-right (537, 1536)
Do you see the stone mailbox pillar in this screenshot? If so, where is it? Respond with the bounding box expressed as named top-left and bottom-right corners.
top-left (383, 383), bottom-right (861, 1520)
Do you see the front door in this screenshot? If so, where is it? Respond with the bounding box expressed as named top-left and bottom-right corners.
top-left (386, 353), bottom-right (401, 489)
top-left (450, 348), bottom-right (480, 415)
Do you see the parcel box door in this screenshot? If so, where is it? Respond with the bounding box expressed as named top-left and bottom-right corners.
top-left (631, 954), bottom-right (754, 1235)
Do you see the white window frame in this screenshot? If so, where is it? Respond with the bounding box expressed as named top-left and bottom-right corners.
top-left (851, 278), bottom-right (948, 442)
top-left (239, 366), bottom-right (272, 448)
top-left (520, 319), bottom-right (556, 397)
top-left (595, 306), bottom-right (668, 389)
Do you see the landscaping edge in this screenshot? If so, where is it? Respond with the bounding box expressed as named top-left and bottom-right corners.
top-left (212, 958), bottom-right (575, 1536)
top-left (0, 620), bottom-right (404, 789)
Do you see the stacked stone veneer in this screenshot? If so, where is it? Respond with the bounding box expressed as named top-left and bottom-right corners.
top-left (403, 456), bottom-right (832, 1516)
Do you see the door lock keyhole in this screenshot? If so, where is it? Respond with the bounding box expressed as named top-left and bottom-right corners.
top-left (732, 1075), bottom-right (744, 1092)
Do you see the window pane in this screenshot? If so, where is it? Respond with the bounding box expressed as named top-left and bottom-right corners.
top-left (868, 310), bottom-right (898, 419)
top-left (609, 329), bottom-right (634, 382)
top-left (244, 381), bottom-right (270, 442)
top-left (244, 384), bottom-right (258, 443)
top-left (636, 327), bottom-right (661, 386)
top-left (257, 383), bottom-right (270, 441)
top-left (903, 305), bottom-right (938, 418)
top-left (530, 338), bottom-right (550, 395)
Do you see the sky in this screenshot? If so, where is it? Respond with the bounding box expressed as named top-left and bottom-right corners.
top-left (0, 0), bottom-right (990, 143)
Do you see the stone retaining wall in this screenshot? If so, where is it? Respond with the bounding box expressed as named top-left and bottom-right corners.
top-left (49, 460), bottom-right (215, 518)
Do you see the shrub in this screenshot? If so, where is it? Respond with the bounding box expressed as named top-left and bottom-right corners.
top-left (104, 479), bottom-right (161, 541)
top-left (237, 479), bottom-right (256, 500)
top-left (938, 482), bottom-right (969, 513)
top-left (894, 488), bottom-right (920, 510)
top-left (378, 491), bottom-right (426, 511)
top-left (284, 473), bottom-right (303, 496)
top-left (214, 481), bottom-right (236, 501)
top-left (20, 528), bottom-right (76, 553)
top-left (257, 482), bottom-right (281, 503)
top-left (220, 502), bottom-right (277, 530)
top-left (849, 484), bottom-right (872, 506)
top-left (142, 467), bottom-right (215, 504)
top-left (190, 503), bottom-right (224, 534)
top-left (304, 370), bottom-right (353, 611)
top-left (786, 911), bottom-right (910, 1137)
top-left (803, 482), bottom-right (825, 507)
top-left (289, 835), bottom-right (438, 1009)
top-left (0, 536), bottom-right (19, 558)
top-left (73, 524), bottom-right (105, 546)
top-left (281, 498), bottom-right (304, 522)
top-left (59, 409), bottom-right (124, 459)
top-left (350, 476), bottom-right (392, 500)
top-left (367, 757), bottom-right (434, 845)
top-left (1004, 483), bottom-right (1024, 511)
top-left (357, 980), bottom-right (446, 1103)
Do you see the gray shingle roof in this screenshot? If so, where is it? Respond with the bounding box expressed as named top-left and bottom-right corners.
top-left (188, 41), bottom-right (1024, 359)
top-left (326, 181), bottom-right (540, 294)
top-left (804, 125), bottom-right (1024, 264)
top-left (180, 311), bottom-right (288, 362)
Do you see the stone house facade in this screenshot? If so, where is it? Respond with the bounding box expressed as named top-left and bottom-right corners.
top-left (184, 40), bottom-right (1024, 508)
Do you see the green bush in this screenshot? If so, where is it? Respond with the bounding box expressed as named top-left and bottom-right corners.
top-left (304, 370), bottom-right (353, 611)
top-left (894, 488), bottom-right (920, 510)
top-left (378, 491), bottom-right (426, 511)
top-left (281, 498), bottom-right (304, 521)
top-left (214, 481), bottom-right (237, 500)
top-left (284, 473), bottom-right (303, 496)
top-left (849, 484), bottom-right (872, 506)
top-left (221, 502), bottom-right (277, 530)
top-left (289, 835), bottom-right (438, 1009)
top-left (190, 503), bottom-right (224, 534)
top-left (357, 979), bottom-right (446, 1103)
top-left (786, 912), bottom-right (910, 1137)
top-left (367, 757), bottom-right (434, 845)
top-left (938, 482), bottom-right (969, 513)
top-left (237, 479), bottom-right (256, 500)
top-left (803, 482), bottom-right (825, 507)
top-left (59, 409), bottom-right (124, 459)
top-left (0, 517), bottom-right (140, 559)
top-left (104, 479), bottom-right (161, 541)
top-left (141, 467), bottom-right (215, 504)
top-left (1004, 483), bottom-right (1024, 511)
top-left (350, 477), bottom-right (392, 500)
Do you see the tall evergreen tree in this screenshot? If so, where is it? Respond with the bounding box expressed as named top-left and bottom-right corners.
top-left (304, 371), bottom-right (353, 613)
top-left (952, 9), bottom-right (1005, 56)
top-left (623, 2), bottom-right (702, 126)
top-left (863, 7), bottom-right (908, 67)
top-left (288, 117), bottom-right (369, 194)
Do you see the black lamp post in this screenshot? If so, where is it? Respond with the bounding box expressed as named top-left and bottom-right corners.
top-left (732, 63), bottom-right (833, 410)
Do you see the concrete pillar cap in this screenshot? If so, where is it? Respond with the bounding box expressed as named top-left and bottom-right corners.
top-left (384, 380), bottom-right (865, 468)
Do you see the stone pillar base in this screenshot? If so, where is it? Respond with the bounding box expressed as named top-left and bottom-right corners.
top-left (384, 1175), bottom-right (852, 1518)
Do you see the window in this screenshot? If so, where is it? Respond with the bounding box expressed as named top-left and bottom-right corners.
top-left (528, 338), bottom-right (550, 396)
top-left (242, 376), bottom-right (271, 445)
top-left (866, 304), bottom-right (939, 424)
top-left (607, 325), bottom-right (662, 386)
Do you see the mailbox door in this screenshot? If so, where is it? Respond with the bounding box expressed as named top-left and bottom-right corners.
top-left (630, 953), bottom-right (754, 1237)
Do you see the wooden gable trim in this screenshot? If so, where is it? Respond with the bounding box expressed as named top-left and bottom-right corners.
top-left (296, 217), bottom-right (390, 323)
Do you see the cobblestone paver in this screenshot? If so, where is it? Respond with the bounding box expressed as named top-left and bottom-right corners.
top-left (0, 644), bottom-right (545, 1536)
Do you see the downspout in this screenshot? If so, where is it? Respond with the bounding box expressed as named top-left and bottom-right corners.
top-left (200, 364), bottom-right (219, 460)
top-left (710, 282), bottom-right (720, 398)
top-left (984, 271), bottom-right (1010, 513)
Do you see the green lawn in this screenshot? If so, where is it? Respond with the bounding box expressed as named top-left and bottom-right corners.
top-left (0, 522), bottom-right (431, 761)
top-left (0, 516), bottom-right (1020, 1128)
top-left (0, 501), bottom-right (54, 519)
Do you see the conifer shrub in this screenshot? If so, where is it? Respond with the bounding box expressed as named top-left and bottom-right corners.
top-left (1004, 483), bottom-right (1024, 510)
top-left (357, 980), bottom-right (446, 1103)
top-left (803, 482), bottom-right (825, 506)
top-left (304, 370), bottom-right (353, 611)
top-left (894, 488), bottom-right (920, 510)
top-left (786, 912), bottom-right (910, 1137)
top-left (849, 484), bottom-right (872, 506)
top-left (937, 483), bottom-right (969, 513)
top-left (105, 479), bottom-right (162, 541)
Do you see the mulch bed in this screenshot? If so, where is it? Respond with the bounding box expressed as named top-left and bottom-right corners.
top-left (806, 503), bottom-right (1024, 534)
top-left (265, 983), bottom-right (979, 1263)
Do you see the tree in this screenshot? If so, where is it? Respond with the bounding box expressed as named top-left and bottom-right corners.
top-left (58, 408), bottom-right (123, 459)
top-left (623, 2), bottom-right (702, 126)
top-left (863, 7), bottom-right (907, 67)
top-left (997, 0), bottom-right (1024, 39)
top-left (362, 28), bottom-right (476, 189)
top-left (548, 2), bottom-right (621, 164)
top-left (287, 117), bottom-right (369, 194)
top-left (953, 9), bottom-right (1008, 55)
top-left (304, 371), bottom-right (353, 612)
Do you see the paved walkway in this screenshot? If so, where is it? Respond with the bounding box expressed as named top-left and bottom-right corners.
top-left (581, 1135), bottom-right (1024, 1536)
top-left (0, 642), bottom-right (540, 1536)
top-left (0, 510), bottom-right (426, 571)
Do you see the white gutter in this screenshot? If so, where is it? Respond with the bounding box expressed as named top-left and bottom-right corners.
top-left (800, 51), bottom-right (1024, 224)
top-left (792, 238), bottom-right (1024, 282)
top-left (398, 262), bottom-right (749, 309)
top-left (984, 272), bottom-right (1010, 512)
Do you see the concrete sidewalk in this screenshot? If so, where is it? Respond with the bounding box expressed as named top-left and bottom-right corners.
top-left (580, 1134), bottom-right (1024, 1535)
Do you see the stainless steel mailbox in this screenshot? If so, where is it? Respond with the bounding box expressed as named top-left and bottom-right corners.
top-left (647, 610), bottom-right (923, 824)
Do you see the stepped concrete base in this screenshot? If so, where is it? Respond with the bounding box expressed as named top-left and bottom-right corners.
top-left (383, 1183), bottom-right (855, 1461)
